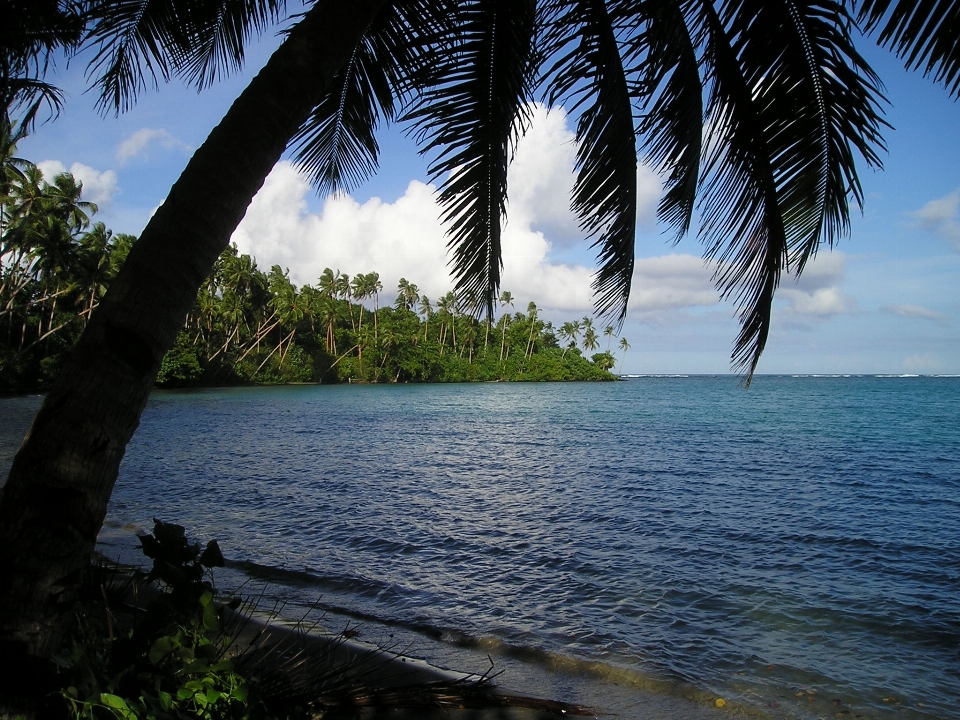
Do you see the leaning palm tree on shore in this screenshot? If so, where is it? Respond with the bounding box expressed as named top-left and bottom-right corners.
top-left (1, 1), bottom-right (959, 709)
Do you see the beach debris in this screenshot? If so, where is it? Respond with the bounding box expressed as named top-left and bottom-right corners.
top-left (715, 698), bottom-right (726, 708)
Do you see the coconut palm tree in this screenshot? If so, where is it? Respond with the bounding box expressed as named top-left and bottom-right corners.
top-left (395, 277), bottom-right (418, 311)
top-left (351, 272), bottom-right (371, 332)
top-left (0, 0), bottom-right (84, 123)
top-left (618, 335), bottom-right (631, 374)
top-left (266, 265), bottom-right (305, 368)
top-left (2, 0), bottom-right (959, 696)
top-left (557, 320), bottom-right (573, 357)
top-left (318, 267), bottom-right (339, 299)
top-left (498, 289), bottom-right (513, 361)
top-left (0, 116), bottom-right (36, 239)
top-left (582, 325), bottom-right (599, 354)
top-left (368, 271), bottom-right (384, 342)
top-left (418, 293), bottom-right (432, 342)
top-left (525, 301), bottom-right (539, 358)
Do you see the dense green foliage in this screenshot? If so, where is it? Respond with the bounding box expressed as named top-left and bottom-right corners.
top-left (157, 251), bottom-right (622, 386)
top-left (59, 521), bottom-right (253, 720)
top-left (1, 122), bottom-right (136, 392)
top-left (2, 140), bottom-right (624, 392)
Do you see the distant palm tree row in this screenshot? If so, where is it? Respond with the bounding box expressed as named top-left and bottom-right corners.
top-left (161, 244), bottom-right (630, 386)
top-left (2, 138), bottom-right (629, 391)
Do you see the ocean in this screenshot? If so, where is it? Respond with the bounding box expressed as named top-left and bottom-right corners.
top-left (2, 376), bottom-right (958, 719)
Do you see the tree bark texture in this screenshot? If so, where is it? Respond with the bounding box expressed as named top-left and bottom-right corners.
top-left (0, 0), bottom-right (390, 709)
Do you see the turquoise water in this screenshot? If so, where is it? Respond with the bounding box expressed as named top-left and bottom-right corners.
top-left (3, 377), bottom-right (959, 718)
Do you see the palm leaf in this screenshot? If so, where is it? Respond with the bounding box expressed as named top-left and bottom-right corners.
top-left (83, 0), bottom-right (286, 114)
top-left (177, 0), bottom-right (287, 90)
top-left (404, 0), bottom-right (539, 318)
top-left (84, 0), bottom-right (192, 113)
top-left (623, 0), bottom-right (704, 242)
top-left (543, 0), bottom-right (638, 325)
top-left (291, 0), bottom-right (453, 196)
top-left (859, 0), bottom-right (960, 98)
top-left (1, 0), bottom-right (84, 118)
top-left (697, 0), bottom-right (885, 383)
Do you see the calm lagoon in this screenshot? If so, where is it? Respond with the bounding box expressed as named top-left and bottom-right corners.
top-left (3, 376), bottom-right (958, 718)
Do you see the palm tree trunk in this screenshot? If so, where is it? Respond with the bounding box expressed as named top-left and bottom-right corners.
top-left (0, 1), bottom-right (389, 710)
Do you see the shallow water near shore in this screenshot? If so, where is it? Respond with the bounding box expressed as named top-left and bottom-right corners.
top-left (3, 376), bottom-right (959, 719)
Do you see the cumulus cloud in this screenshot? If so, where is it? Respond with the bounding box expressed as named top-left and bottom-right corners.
top-left (506, 105), bottom-right (580, 245)
top-left (881, 304), bottom-right (948, 324)
top-left (630, 254), bottom-right (719, 314)
top-left (778, 252), bottom-right (854, 317)
top-left (36, 160), bottom-right (118, 207)
top-left (506, 104), bottom-right (663, 247)
top-left (912, 187), bottom-right (960, 250)
top-left (116, 128), bottom-right (191, 164)
top-left (232, 164), bottom-right (453, 296)
top-left (231, 104), bottom-right (672, 316)
top-left (231, 161), bottom-right (598, 312)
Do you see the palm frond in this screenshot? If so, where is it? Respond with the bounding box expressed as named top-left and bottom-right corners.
top-left (84, 0), bottom-right (193, 114)
top-left (176, 0), bottom-right (287, 90)
top-left (697, 0), bottom-right (886, 383)
top-left (623, 0), bottom-right (704, 242)
top-left (291, 0), bottom-right (453, 196)
top-left (859, 0), bottom-right (960, 97)
top-left (697, 0), bottom-right (794, 383)
top-left (1, 0), bottom-right (84, 119)
top-left (83, 0), bottom-right (286, 114)
top-left (404, 0), bottom-right (539, 318)
top-left (543, 0), bottom-right (638, 325)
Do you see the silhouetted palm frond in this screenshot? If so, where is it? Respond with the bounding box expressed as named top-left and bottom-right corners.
top-left (83, 0), bottom-right (286, 114)
top-left (544, 0), bottom-right (637, 325)
top-left (0, 0), bottom-right (84, 119)
top-left (178, 0), bottom-right (288, 90)
top-left (859, 0), bottom-right (960, 97)
top-left (404, 0), bottom-right (539, 318)
top-left (696, 0), bottom-right (886, 382)
top-left (624, 0), bottom-right (704, 242)
top-left (291, 0), bottom-right (453, 196)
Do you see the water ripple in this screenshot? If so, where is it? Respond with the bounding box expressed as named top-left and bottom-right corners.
top-left (68, 377), bottom-right (960, 719)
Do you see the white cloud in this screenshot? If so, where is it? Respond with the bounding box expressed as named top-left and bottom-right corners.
top-left (506, 104), bottom-right (662, 248)
top-left (231, 105), bottom-right (670, 316)
top-left (506, 105), bottom-right (580, 246)
top-left (912, 187), bottom-right (960, 250)
top-left (630, 254), bottom-right (719, 313)
top-left (116, 128), bottom-right (191, 164)
top-left (36, 160), bottom-right (118, 207)
top-left (778, 252), bottom-right (854, 317)
top-left (232, 163), bottom-right (453, 298)
top-left (881, 304), bottom-right (949, 324)
top-left (779, 286), bottom-right (851, 316)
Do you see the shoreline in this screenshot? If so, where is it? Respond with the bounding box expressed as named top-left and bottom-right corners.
top-left (96, 523), bottom-right (775, 720)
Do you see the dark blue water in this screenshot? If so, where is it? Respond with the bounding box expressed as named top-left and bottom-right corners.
top-left (4, 376), bottom-right (959, 718)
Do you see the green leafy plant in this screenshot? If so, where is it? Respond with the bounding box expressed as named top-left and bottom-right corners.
top-left (58, 520), bottom-right (255, 720)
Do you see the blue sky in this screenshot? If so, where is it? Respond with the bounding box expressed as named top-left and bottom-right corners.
top-left (17, 20), bottom-right (960, 375)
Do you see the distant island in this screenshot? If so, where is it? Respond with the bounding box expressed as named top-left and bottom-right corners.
top-left (1, 165), bottom-right (629, 391)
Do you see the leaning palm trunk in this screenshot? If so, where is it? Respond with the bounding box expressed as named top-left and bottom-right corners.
top-left (0, 0), bottom-right (389, 710)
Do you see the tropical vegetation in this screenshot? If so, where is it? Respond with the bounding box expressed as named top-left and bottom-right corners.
top-left (1, 0), bottom-right (958, 715)
top-left (0, 131), bottom-right (137, 391)
top-left (1, 149), bottom-right (620, 391)
top-left (159, 255), bottom-right (621, 385)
